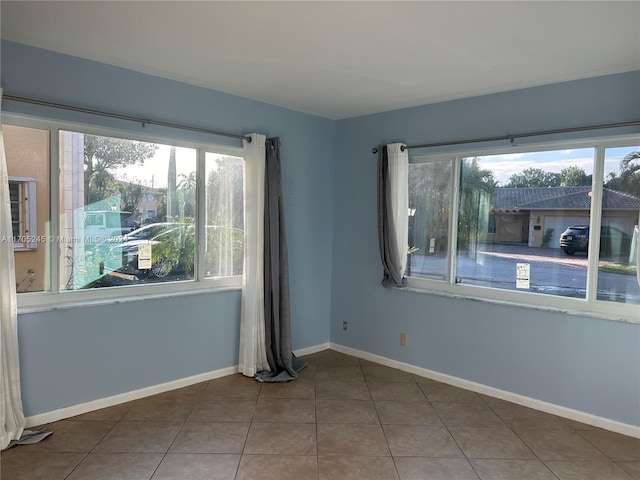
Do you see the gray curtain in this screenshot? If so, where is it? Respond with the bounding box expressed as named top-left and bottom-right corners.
top-left (377, 145), bottom-right (406, 287)
top-left (255, 138), bottom-right (306, 382)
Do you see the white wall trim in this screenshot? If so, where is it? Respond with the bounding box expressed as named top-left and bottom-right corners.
top-left (24, 342), bottom-right (331, 427)
top-left (329, 343), bottom-right (640, 439)
top-left (293, 342), bottom-right (330, 358)
top-left (25, 365), bottom-right (239, 428)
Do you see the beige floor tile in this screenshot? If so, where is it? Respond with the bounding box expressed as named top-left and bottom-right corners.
top-left (368, 381), bottom-right (428, 402)
top-left (432, 402), bottom-right (505, 427)
top-left (93, 421), bottom-right (182, 453)
top-left (123, 396), bottom-right (196, 422)
top-left (317, 424), bottom-right (390, 456)
top-left (545, 460), bottom-right (635, 480)
top-left (375, 400), bottom-right (442, 426)
top-left (359, 358), bottom-right (381, 367)
top-left (66, 453), bottom-right (163, 480)
top-left (295, 364), bottom-right (316, 382)
top-left (316, 398), bottom-right (380, 424)
top-left (151, 453), bottom-right (240, 480)
top-left (243, 423), bottom-right (317, 455)
top-left (315, 365), bottom-right (366, 382)
top-left (470, 459), bottom-right (556, 480)
top-left (578, 430), bottom-right (640, 461)
top-left (235, 455), bottom-right (318, 480)
top-left (297, 353), bottom-right (316, 363)
top-left (477, 394), bottom-right (517, 407)
top-left (316, 380), bottom-right (372, 400)
top-left (202, 374), bottom-right (261, 398)
top-left (19, 420), bottom-right (116, 453)
top-left (187, 397), bottom-right (256, 423)
top-left (515, 429), bottom-right (609, 461)
top-left (617, 462), bottom-right (640, 479)
top-left (259, 379), bottom-right (316, 398)
top-left (253, 397), bottom-right (316, 423)
top-left (70, 402), bottom-right (135, 422)
top-left (362, 365), bottom-right (415, 383)
top-left (168, 422), bottom-right (249, 454)
top-left (449, 427), bottom-right (535, 459)
top-left (383, 425), bottom-right (463, 457)
top-left (395, 457), bottom-right (479, 480)
top-left (418, 382), bottom-right (482, 403)
top-left (315, 350), bottom-right (361, 366)
top-left (318, 455), bottom-right (399, 480)
top-left (490, 404), bottom-right (572, 430)
top-left (559, 417), bottom-right (600, 431)
top-left (0, 451), bottom-right (86, 480)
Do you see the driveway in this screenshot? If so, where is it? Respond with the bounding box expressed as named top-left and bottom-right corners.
top-left (409, 243), bottom-right (639, 304)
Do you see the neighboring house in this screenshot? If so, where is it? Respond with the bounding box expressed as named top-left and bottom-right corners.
top-left (492, 187), bottom-right (640, 248)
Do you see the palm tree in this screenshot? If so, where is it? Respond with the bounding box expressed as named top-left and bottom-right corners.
top-left (178, 172), bottom-right (196, 191)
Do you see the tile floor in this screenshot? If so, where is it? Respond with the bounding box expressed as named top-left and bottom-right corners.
top-left (1, 349), bottom-right (639, 479)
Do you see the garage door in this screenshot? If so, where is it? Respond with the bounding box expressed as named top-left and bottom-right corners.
top-left (543, 215), bottom-right (589, 249)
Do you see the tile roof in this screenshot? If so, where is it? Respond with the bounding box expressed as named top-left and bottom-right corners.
top-left (494, 187), bottom-right (640, 210)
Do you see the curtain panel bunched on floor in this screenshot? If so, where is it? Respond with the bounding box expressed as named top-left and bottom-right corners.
top-left (0, 87), bottom-right (27, 450)
top-left (239, 135), bottom-right (305, 382)
top-left (377, 143), bottom-right (409, 287)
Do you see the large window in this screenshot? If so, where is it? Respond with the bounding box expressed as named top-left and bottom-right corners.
top-left (4, 117), bottom-right (244, 306)
top-left (408, 137), bottom-right (639, 321)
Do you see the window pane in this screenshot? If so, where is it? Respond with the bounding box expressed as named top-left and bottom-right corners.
top-left (4, 124), bottom-right (50, 293)
top-left (455, 149), bottom-right (595, 298)
top-left (598, 146), bottom-right (640, 304)
top-left (204, 153), bottom-right (244, 278)
top-left (408, 160), bottom-right (451, 280)
top-left (59, 131), bottom-right (196, 289)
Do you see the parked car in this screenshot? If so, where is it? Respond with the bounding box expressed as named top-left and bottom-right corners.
top-left (105, 222), bottom-right (243, 279)
top-left (106, 222), bottom-right (188, 277)
top-left (559, 224), bottom-right (632, 258)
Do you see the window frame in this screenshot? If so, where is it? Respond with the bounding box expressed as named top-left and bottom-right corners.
top-left (4, 113), bottom-right (245, 311)
top-left (8, 176), bottom-right (38, 250)
top-left (407, 134), bottom-right (640, 324)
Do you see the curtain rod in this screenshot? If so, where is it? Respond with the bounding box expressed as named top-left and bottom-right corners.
top-left (370, 120), bottom-right (640, 154)
top-left (2, 94), bottom-right (252, 143)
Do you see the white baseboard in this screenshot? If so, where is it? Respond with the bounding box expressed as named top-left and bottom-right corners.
top-left (25, 365), bottom-right (239, 428)
top-left (294, 342), bottom-right (330, 357)
top-left (329, 343), bottom-right (640, 439)
top-left (29, 341), bottom-right (636, 439)
top-left (25, 342), bottom-right (331, 427)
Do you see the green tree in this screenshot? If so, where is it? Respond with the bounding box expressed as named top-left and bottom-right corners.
top-left (178, 171), bottom-right (197, 218)
top-left (207, 157), bottom-right (244, 230)
top-left (458, 158), bottom-right (497, 249)
top-left (560, 165), bottom-right (591, 186)
top-left (606, 151), bottom-right (640, 197)
top-left (505, 168), bottom-right (561, 187)
top-left (83, 134), bottom-right (158, 207)
top-left (408, 161), bottom-right (451, 254)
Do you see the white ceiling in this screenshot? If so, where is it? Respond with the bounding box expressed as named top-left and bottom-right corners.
top-left (2, 1), bottom-right (639, 120)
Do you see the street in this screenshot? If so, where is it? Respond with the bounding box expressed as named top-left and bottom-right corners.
top-left (409, 243), bottom-right (640, 304)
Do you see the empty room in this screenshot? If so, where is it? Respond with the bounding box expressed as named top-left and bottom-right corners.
top-left (0, 2), bottom-right (639, 479)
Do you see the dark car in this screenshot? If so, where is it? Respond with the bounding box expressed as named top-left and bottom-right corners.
top-left (559, 224), bottom-right (632, 258)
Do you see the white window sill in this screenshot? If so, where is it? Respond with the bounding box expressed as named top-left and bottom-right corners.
top-left (402, 278), bottom-right (640, 325)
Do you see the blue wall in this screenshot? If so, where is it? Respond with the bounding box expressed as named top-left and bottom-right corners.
top-left (1, 41), bottom-right (334, 416)
top-left (332, 72), bottom-right (640, 427)
top-left (3, 40), bottom-right (639, 427)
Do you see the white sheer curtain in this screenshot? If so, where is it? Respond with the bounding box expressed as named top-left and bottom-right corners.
top-left (0, 88), bottom-right (26, 450)
top-left (239, 133), bottom-right (269, 377)
top-left (387, 143), bottom-right (409, 279)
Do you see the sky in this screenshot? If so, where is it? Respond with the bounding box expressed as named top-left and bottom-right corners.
top-left (476, 145), bottom-right (637, 186)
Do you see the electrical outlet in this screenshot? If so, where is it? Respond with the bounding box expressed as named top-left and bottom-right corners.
top-left (400, 333), bottom-right (407, 346)
top-left (342, 321), bottom-right (348, 331)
